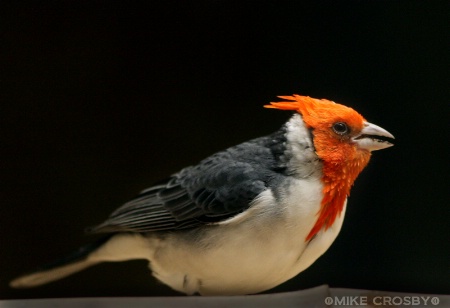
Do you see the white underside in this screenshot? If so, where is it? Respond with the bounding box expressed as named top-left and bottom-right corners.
top-left (88, 178), bottom-right (346, 295)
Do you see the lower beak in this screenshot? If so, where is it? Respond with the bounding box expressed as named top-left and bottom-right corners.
top-left (352, 122), bottom-right (395, 151)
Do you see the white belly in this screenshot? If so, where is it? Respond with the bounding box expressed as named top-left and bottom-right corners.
top-left (146, 178), bottom-right (346, 295)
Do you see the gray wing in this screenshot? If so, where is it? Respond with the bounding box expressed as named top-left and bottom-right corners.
top-left (90, 130), bottom-right (288, 234)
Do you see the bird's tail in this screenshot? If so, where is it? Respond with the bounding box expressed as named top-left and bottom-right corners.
top-left (10, 233), bottom-right (152, 288)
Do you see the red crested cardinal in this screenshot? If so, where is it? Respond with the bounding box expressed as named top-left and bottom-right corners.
top-left (10, 95), bottom-right (394, 295)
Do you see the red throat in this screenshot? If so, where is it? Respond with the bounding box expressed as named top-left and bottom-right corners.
top-left (305, 155), bottom-right (370, 241)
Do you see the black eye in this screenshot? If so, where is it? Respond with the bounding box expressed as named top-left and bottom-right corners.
top-left (332, 122), bottom-right (349, 135)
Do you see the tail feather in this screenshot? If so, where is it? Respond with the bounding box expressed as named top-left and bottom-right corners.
top-left (10, 233), bottom-right (153, 289)
top-left (10, 235), bottom-right (113, 289)
top-left (10, 258), bottom-right (97, 288)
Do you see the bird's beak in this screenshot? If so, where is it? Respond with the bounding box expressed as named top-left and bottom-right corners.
top-left (352, 122), bottom-right (395, 151)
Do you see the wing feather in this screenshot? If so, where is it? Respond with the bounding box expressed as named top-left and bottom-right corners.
top-left (89, 131), bottom-right (288, 234)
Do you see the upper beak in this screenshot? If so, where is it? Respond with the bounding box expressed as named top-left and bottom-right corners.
top-left (352, 122), bottom-right (395, 151)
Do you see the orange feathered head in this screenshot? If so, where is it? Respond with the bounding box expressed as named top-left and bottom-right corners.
top-left (265, 95), bottom-right (366, 135)
top-left (265, 94), bottom-right (373, 167)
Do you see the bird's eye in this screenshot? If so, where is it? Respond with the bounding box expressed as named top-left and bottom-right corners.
top-left (332, 122), bottom-right (349, 135)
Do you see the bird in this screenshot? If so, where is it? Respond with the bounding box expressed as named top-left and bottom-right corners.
top-left (10, 94), bottom-right (394, 295)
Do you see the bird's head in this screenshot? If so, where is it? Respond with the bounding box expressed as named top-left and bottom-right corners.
top-left (266, 95), bottom-right (394, 240)
top-left (265, 95), bottom-right (394, 168)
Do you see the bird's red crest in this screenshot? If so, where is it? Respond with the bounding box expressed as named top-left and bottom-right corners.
top-left (265, 95), bottom-right (366, 131)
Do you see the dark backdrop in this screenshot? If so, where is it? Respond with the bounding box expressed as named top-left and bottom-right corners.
top-left (1, 0), bottom-right (449, 299)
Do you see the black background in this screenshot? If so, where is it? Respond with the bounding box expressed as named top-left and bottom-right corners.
top-left (1, 0), bottom-right (449, 299)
